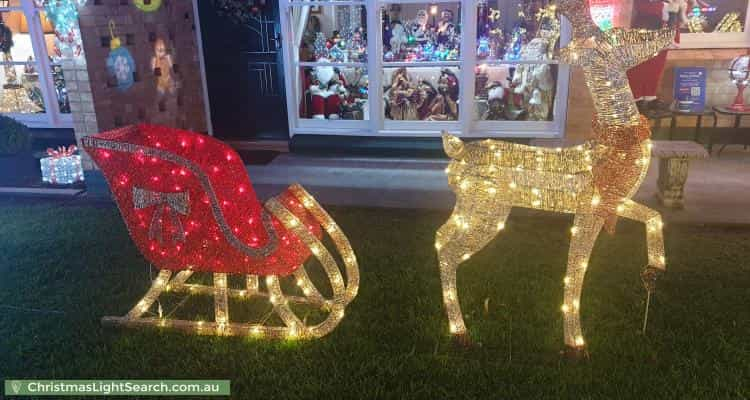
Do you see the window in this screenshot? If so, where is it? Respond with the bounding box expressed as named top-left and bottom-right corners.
top-left (0, 0), bottom-right (71, 128)
top-left (289, 2), bottom-right (369, 130)
top-left (475, 1), bottom-right (560, 124)
top-left (679, 0), bottom-right (750, 48)
top-left (280, 0), bottom-right (570, 137)
top-left (382, 1), bottom-right (461, 128)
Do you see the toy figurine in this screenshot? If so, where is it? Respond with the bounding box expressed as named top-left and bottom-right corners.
top-left (308, 61), bottom-right (348, 120)
top-left (151, 38), bottom-right (176, 95)
top-left (388, 67), bottom-right (425, 120)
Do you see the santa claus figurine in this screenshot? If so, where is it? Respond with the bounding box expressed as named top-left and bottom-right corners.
top-left (308, 60), bottom-right (348, 120)
top-left (626, 0), bottom-right (687, 115)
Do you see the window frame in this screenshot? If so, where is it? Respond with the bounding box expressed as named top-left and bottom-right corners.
top-left (679, 9), bottom-right (750, 49)
top-left (0, 0), bottom-right (72, 129)
top-left (279, 0), bottom-right (570, 138)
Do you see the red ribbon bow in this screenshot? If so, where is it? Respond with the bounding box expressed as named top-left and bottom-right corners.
top-left (46, 145), bottom-right (78, 159)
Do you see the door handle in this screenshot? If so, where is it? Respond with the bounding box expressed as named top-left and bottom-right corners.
top-left (274, 33), bottom-right (282, 50)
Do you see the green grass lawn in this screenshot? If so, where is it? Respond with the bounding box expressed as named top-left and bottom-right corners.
top-left (1, 199), bottom-right (748, 399)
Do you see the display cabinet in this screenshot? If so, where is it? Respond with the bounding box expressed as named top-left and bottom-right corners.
top-left (279, 0), bottom-right (570, 138)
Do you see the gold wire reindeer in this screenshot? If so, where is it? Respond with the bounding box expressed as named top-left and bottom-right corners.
top-left (435, 0), bottom-right (674, 355)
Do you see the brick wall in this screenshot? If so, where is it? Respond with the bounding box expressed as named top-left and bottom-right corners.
top-left (64, 49), bottom-right (98, 170)
top-left (76, 0), bottom-right (207, 138)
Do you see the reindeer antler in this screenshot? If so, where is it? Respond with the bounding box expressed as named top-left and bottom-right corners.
top-left (556, 0), bottom-right (602, 40)
top-left (557, 0), bottom-right (675, 127)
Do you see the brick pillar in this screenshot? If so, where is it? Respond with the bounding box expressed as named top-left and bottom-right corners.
top-left (61, 28), bottom-right (99, 171)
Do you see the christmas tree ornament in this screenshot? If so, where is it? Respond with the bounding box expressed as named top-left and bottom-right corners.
top-left (436, 0), bottom-right (671, 355)
top-left (134, 0), bottom-right (162, 13)
top-left (106, 20), bottom-right (135, 92)
top-left (727, 55), bottom-right (750, 111)
top-left (82, 125), bottom-right (359, 338)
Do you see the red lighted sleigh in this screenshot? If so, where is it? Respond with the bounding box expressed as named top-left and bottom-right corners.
top-left (82, 125), bottom-right (358, 338)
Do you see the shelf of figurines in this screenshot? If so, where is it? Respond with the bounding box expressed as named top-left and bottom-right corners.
top-left (286, 0), bottom-right (565, 137)
top-left (294, 60), bottom-right (562, 137)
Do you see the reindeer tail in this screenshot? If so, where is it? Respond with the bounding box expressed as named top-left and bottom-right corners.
top-left (442, 132), bottom-right (465, 160)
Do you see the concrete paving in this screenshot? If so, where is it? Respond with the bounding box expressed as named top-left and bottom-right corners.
top-left (248, 146), bottom-right (750, 225)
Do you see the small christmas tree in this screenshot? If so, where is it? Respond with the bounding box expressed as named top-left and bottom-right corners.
top-left (313, 32), bottom-right (329, 60)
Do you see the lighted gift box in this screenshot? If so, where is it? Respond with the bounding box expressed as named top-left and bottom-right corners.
top-left (40, 146), bottom-right (84, 185)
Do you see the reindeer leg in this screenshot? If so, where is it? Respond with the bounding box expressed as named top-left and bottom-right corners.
top-left (563, 213), bottom-right (604, 357)
top-left (617, 200), bottom-right (666, 281)
top-left (435, 195), bottom-right (510, 346)
top-left (617, 201), bottom-right (666, 334)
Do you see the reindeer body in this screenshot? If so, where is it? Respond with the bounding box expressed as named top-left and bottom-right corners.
top-left (436, 0), bottom-right (672, 352)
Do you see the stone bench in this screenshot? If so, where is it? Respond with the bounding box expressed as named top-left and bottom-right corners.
top-left (651, 140), bottom-right (709, 209)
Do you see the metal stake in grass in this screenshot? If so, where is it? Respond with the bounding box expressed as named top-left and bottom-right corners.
top-left (642, 291), bottom-right (651, 335)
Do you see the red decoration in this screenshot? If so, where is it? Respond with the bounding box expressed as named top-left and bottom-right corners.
top-left (82, 125), bottom-right (321, 276)
top-left (47, 145), bottom-right (78, 158)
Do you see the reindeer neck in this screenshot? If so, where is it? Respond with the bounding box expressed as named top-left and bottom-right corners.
top-left (583, 66), bottom-right (642, 128)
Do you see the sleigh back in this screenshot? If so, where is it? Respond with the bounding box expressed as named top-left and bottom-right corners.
top-left (82, 125), bottom-right (319, 276)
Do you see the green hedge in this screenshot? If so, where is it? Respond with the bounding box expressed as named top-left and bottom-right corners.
top-left (0, 115), bottom-right (31, 155)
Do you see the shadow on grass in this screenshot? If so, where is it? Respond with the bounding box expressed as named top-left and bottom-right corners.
top-left (0, 200), bottom-right (748, 399)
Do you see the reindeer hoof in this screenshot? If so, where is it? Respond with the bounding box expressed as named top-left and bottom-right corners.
top-left (452, 332), bottom-right (472, 348)
top-left (641, 266), bottom-right (664, 293)
top-left (562, 346), bottom-right (588, 361)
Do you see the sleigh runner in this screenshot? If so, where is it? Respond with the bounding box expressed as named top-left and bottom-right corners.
top-left (83, 126), bottom-right (358, 338)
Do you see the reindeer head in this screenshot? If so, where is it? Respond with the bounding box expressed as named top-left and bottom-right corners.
top-left (442, 133), bottom-right (465, 160)
top-left (557, 0), bottom-right (676, 127)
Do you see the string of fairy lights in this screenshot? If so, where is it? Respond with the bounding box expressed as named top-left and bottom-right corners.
top-left (436, 0), bottom-right (668, 354)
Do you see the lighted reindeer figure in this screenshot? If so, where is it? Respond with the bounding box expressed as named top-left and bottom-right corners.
top-left (436, 0), bottom-right (674, 355)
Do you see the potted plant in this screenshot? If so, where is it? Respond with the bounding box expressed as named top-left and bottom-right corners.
top-left (0, 115), bottom-right (34, 186)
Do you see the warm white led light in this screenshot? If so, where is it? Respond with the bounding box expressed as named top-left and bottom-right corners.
top-left (435, 0), bottom-right (668, 353)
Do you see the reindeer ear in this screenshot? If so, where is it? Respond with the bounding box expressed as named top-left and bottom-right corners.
top-left (442, 132), bottom-right (465, 159)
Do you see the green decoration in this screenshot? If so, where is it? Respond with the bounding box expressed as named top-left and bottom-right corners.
top-left (0, 115), bottom-right (31, 155)
top-left (134, 0), bottom-right (162, 12)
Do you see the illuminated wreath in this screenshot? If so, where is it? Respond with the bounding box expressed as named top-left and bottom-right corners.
top-left (134, 0), bottom-right (162, 13)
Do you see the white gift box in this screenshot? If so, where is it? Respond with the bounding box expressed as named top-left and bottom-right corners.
top-left (40, 154), bottom-right (84, 184)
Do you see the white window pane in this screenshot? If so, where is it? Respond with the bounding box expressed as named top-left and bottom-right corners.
top-left (38, 11), bottom-right (62, 58)
top-left (0, 64), bottom-right (46, 114)
top-left (384, 66), bottom-right (459, 121)
top-left (298, 66), bottom-right (368, 120)
top-left (382, 3), bottom-right (461, 63)
top-left (51, 63), bottom-right (70, 113)
top-left (295, 5), bottom-right (367, 63)
top-left (0, 10), bottom-right (38, 63)
top-left (476, 1), bottom-right (559, 62)
top-left (475, 63), bottom-right (557, 121)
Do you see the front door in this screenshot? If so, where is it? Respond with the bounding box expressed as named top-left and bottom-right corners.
top-left (197, 0), bottom-right (288, 140)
